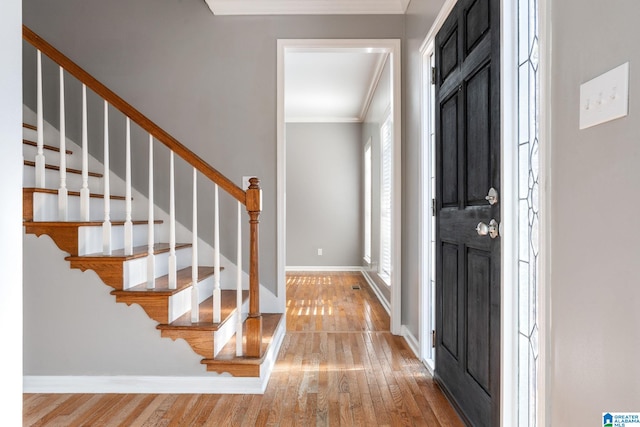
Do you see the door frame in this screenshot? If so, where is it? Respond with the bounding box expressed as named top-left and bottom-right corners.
top-left (418, 0), bottom-right (550, 425)
top-left (276, 39), bottom-right (403, 335)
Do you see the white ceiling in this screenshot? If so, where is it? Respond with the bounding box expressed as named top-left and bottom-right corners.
top-left (285, 51), bottom-right (388, 123)
top-left (205, 0), bottom-right (410, 15)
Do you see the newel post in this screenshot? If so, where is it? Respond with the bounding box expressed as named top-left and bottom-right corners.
top-left (245, 177), bottom-right (263, 358)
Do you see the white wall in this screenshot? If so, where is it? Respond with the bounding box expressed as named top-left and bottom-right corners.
top-left (286, 123), bottom-right (362, 267)
top-left (550, 0), bottom-right (640, 424)
top-left (0, 0), bottom-right (23, 423)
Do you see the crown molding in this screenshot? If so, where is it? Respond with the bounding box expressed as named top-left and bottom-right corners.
top-left (205, 0), bottom-right (411, 15)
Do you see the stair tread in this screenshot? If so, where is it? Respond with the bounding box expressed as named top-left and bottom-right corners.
top-left (24, 220), bottom-right (161, 227)
top-left (157, 290), bottom-right (249, 331)
top-left (24, 187), bottom-right (126, 200)
top-left (23, 123), bottom-right (37, 131)
top-left (23, 139), bottom-right (73, 154)
top-left (65, 242), bottom-right (191, 261)
top-left (111, 266), bottom-right (215, 296)
top-left (24, 160), bottom-right (103, 177)
top-left (202, 313), bottom-right (283, 364)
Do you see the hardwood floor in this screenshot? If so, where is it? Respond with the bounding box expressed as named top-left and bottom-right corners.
top-left (23, 272), bottom-right (463, 426)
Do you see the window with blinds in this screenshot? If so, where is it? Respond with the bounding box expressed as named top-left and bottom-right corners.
top-left (380, 113), bottom-right (392, 285)
top-left (364, 140), bottom-right (372, 263)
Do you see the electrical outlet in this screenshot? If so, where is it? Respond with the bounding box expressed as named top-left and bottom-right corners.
top-left (317, 248), bottom-right (323, 256)
top-left (579, 62), bottom-right (629, 129)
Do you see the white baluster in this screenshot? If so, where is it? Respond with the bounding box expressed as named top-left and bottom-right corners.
top-left (102, 100), bottom-right (111, 255)
top-left (35, 50), bottom-right (45, 188)
top-left (191, 168), bottom-right (199, 322)
top-left (236, 200), bottom-right (243, 356)
top-left (213, 184), bottom-right (221, 323)
top-left (58, 67), bottom-right (68, 220)
top-left (124, 118), bottom-right (133, 255)
top-left (168, 151), bottom-right (177, 289)
top-left (80, 84), bottom-right (90, 221)
top-left (146, 135), bottom-right (155, 289)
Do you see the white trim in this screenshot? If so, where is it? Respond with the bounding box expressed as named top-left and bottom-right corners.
top-left (419, 0), bottom-right (459, 54)
top-left (285, 266), bottom-right (363, 272)
top-left (277, 38), bottom-right (402, 336)
top-left (285, 116), bottom-right (364, 124)
top-left (419, 40), bottom-right (435, 369)
top-left (538, 0), bottom-right (551, 424)
top-left (418, 0), bottom-right (458, 388)
top-left (500, 0), bottom-right (518, 425)
top-left (24, 313), bottom-right (286, 395)
top-left (401, 325), bottom-right (420, 359)
top-left (205, 0), bottom-right (410, 16)
top-left (358, 53), bottom-right (389, 121)
top-left (360, 269), bottom-right (391, 315)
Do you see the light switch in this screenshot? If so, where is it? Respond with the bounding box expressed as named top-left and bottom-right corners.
top-left (579, 62), bottom-right (629, 129)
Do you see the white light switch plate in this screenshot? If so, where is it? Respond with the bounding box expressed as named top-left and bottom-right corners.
top-left (579, 62), bottom-right (629, 129)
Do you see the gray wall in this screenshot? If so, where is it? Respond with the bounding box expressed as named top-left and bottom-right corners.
top-left (22, 0), bottom-right (405, 298)
top-left (549, 0), bottom-right (640, 424)
top-left (1, 0), bottom-right (23, 422)
top-left (403, 0), bottom-right (446, 339)
top-left (286, 123), bottom-right (362, 266)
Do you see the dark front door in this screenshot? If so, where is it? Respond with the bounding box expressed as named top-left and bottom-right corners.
top-left (434, 0), bottom-right (500, 425)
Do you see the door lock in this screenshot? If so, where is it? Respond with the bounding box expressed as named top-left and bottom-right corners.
top-left (476, 219), bottom-right (499, 239)
top-left (485, 187), bottom-right (498, 205)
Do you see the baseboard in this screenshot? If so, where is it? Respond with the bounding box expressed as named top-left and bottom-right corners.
top-left (23, 314), bottom-right (287, 395)
top-left (401, 325), bottom-right (420, 359)
top-left (360, 270), bottom-right (391, 315)
top-left (285, 266), bottom-right (364, 272)
top-left (24, 374), bottom-right (267, 394)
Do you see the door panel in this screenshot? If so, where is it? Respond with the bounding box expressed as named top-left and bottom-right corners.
top-left (435, 0), bottom-right (500, 425)
top-left (442, 242), bottom-right (459, 357)
top-left (465, 64), bottom-right (492, 204)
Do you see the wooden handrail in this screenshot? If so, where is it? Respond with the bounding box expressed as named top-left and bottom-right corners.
top-left (23, 25), bottom-right (246, 205)
top-left (24, 25), bottom-right (264, 357)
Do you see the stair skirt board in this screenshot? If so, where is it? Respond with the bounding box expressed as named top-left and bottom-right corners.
top-left (23, 318), bottom-right (286, 394)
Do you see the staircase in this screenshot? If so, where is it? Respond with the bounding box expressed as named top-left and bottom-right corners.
top-left (22, 26), bottom-right (284, 389)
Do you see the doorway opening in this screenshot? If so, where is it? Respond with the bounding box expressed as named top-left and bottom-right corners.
top-left (276, 39), bottom-right (402, 335)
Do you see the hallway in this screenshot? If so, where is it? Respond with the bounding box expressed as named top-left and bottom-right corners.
top-left (23, 272), bottom-right (462, 426)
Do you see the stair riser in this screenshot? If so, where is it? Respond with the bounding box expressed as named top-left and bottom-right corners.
top-left (169, 276), bottom-right (214, 323)
top-left (23, 165), bottom-right (102, 192)
top-left (31, 192), bottom-right (126, 222)
top-left (78, 223), bottom-right (155, 256)
top-left (213, 298), bottom-right (249, 357)
top-left (123, 247), bottom-right (192, 290)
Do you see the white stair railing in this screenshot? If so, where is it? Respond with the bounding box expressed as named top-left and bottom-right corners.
top-left (213, 184), bottom-right (221, 323)
top-left (57, 66), bottom-right (68, 220)
top-left (147, 135), bottom-right (155, 289)
top-left (236, 200), bottom-right (243, 356)
top-left (124, 118), bottom-right (133, 255)
top-left (80, 84), bottom-right (90, 221)
top-left (168, 151), bottom-right (177, 289)
top-left (35, 50), bottom-right (45, 188)
top-left (191, 168), bottom-right (199, 322)
top-left (102, 100), bottom-right (111, 254)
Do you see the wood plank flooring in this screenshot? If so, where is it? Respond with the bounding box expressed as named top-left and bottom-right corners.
top-left (23, 271), bottom-right (463, 426)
